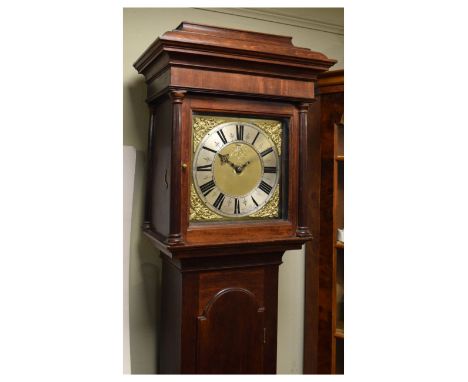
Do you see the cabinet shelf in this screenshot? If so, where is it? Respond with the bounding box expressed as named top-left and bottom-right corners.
top-left (335, 241), bottom-right (344, 249)
top-left (335, 155), bottom-right (344, 162)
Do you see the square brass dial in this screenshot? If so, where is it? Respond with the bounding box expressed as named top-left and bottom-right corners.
top-left (190, 114), bottom-right (284, 222)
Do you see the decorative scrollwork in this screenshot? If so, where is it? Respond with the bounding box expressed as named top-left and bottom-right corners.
top-left (190, 183), bottom-right (222, 221)
top-left (249, 185), bottom-right (280, 218)
top-left (252, 120), bottom-right (282, 154)
top-left (192, 117), bottom-right (230, 152)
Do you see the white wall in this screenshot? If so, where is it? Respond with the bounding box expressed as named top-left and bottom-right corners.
top-left (123, 146), bottom-right (136, 374)
top-left (123, 8), bottom-right (343, 374)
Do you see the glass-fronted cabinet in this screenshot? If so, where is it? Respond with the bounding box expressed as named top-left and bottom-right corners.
top-left (303, 69), bottom-right (344, 374)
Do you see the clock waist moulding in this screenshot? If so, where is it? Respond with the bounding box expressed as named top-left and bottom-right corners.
top-left (133, 22), bottom-right (335, 374)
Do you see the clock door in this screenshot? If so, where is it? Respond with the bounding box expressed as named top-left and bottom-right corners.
top-left (197, 288), bottom-right (265, 373)
top-left (196, 268), bottom-right (266, 374)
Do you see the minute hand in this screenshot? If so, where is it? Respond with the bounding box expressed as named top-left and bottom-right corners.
top-left (238, 160), bottom-right (251, 173)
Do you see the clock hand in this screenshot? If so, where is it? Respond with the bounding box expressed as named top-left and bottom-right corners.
top-left (237, 155), bottom-right (258, 173)
top-left (217, 153), bottom-right (239, 171)
top-left (218, 153), bottom-right (253, 174)
top-left (218, 153), bottom-right (230, 165)
top-left (240, 160), bottom-right (251, 171)
top-left (231, 159), bottom-right (254, 174)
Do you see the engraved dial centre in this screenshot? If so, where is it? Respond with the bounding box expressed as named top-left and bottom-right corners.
top-left (214, 142), bottom-right (262, 197)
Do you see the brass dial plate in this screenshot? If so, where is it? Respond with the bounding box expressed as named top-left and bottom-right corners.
top-left (190, 115), bottom-right (283, 221)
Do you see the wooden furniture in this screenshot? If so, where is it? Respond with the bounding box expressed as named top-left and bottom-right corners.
top-left (133, 22), bottom-right (335, 374)
top-left (303, 69), bottom-right (344, 374)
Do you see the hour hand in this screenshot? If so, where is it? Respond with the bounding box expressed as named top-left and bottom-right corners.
top-left (218, 153), bottom-right (238, 170)
top-left (218, 153), bottom-right (230, 165)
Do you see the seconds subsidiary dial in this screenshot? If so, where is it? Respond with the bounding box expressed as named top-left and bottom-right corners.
top-left (192, 121), bottom-right (280, 218)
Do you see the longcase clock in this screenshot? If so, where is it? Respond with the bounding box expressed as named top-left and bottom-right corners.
top-left (133, 22), bottom-right (335, 374)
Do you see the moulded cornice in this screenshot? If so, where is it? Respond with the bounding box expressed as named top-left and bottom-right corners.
top-left (134, 21), bottom-right (336, 76)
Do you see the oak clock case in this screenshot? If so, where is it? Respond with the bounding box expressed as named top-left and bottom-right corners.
top-left (133, 22), bottom-right (335, 374)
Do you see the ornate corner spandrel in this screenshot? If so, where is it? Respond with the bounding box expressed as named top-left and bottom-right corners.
top-left (249, 185), bottom-right (280, 219)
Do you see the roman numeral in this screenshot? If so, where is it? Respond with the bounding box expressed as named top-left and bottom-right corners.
top-left (260, 147), bottom-right (273, 157)
top-left (213, 193), bottom-right (225, 210)
top-left (217, 129), bottom-right (228, 144)
top-left (234, 198), bottom-right (240, 214)
top-left (200, 180), bottom-right (216, 196)
top-left (259, 180), bottom-right (273, 195)
top-left (264, 166), bottom-right (277, 173)
top-left (236, 124), bottom-right (244, 141)
top-left (202, 146), bottom-right (217, 154)
top-left (196, 164), bottom-right (212, 172)
top-left (251, 196), bottom-right (259, 207)
top-left (252, 131), bottom-right (260, 146)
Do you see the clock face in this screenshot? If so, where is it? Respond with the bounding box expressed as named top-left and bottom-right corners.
top-left (192, 121), bottom-right (281, 218)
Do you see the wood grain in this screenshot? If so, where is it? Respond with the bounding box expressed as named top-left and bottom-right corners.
top-left (303, 70), bottom-right (344, 374)
top-left (171, 67), bottom-right (314, 99)
top-left (167, 90), bottom-right (186, 244)
top-left (197, 288), bottom-right (264, 373)
top-left (134, 22), bottom-right (335, 374)
top-left (302, 97), bottom-right (322, 373)
top-left (159, 253), bottom-right (283, 373)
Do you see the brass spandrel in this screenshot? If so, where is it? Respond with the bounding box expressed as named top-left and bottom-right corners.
top-left (192, 117), bottom-right (231, 152)
top-left (189, 183), bottom-right (223, 221)
top-left (249, 185), bottom-right (280, 219)
top-left (253, 120), bottom-right (282, 155)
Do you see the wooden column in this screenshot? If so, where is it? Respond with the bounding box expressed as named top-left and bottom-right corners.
top-left (296, 102), bottom-right (312, 238)
top-left (167, 90), bottom-right (186, 245)
top-left (143, 109), bottom-right (155, 230)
